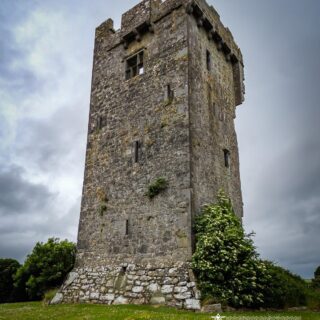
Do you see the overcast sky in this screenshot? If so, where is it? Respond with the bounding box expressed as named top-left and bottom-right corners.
top-left (0, 0), bottom-right (319, 278)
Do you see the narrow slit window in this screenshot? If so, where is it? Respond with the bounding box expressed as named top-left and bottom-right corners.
top-left (134, 140), bottom-right (140, 163)
top-left (125, 220), bottom-right (129, 236)
top-left (97, 116), bottom-right (105, 130)
top-left (206, 50), bottom-right (211, 71)
top-left (126, 51), bottom-right (144, 80)
top-left (97, 117), bottom-right (101, 130)
top-left (167, 84), bottom-right (174, 101)
top-left (223, 149), bottom-right (230, 168)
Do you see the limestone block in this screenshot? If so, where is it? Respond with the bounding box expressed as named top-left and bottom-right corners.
top-left (161, 285), bottom-right (174, 294)
top-left (150, 293), bottom-right (166, 305)
top-left (50, 293), bottom-right (63, 305)
top-left (187, 282), bottom-right (196, 288)
top-left (90, 292), bottom-right (100, 300)
top-left (147, 283), bottom-right (159, 293)
top-left (174, 291), bottom-right (191, 300)
top-left (132, 286), bottom-right (144, 293)
top-left (132, 298), bottom-right (145, 305)
top-left (163, 277), bottom-right (172, 285)
top-left (63, 272), bottom-right (78, 288)
top-left (168, 268), bottom-right (178, 275)
top-left (174, 286), bottom-right (188, 293)
top-left (201, 303), bottom-right (222, 313)
top-left (101, 293), bottom-right (115, 301)
top-left (185, 299), bottom-right (201, 310)
top-left (114, 296), bottom-right (129, 305)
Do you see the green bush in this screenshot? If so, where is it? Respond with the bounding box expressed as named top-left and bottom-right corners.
top-left (261, 261), bottom-right (308, 308)
top-left (191, 190), bottom-right (320, 310)
top-left (312, 266), bottom-right (320, 289)
top-left (14, 238), bottom-right (76, 301)
top-left (146, 177), bottom-right (168, 199)
top-left (0, 258), bottom-right (22, 303)
top-left (192, 191), bottom-right (269, 308)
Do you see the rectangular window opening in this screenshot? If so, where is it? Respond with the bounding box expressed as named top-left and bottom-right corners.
top-left (134, 140), bottom-right (140, 163)
top-left (223, 149), bottom-right (230, 168)
top-left (206, 50), bottom-right (211, 71)
top-left (97, 116), bottom-right (105, 130)
top-left (167, 84), bottom-right (174, 101)
top-left (125, 220), bottom-right (129, 236)
top-left (126, 51), bottom-right (144, 80)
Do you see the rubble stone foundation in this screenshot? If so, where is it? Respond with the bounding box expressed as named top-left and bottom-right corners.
top-left (54, 262), bottom-right (201, 310)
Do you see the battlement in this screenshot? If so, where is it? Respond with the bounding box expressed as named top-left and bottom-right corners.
top-left (96, 0), bottom-right (243, 65)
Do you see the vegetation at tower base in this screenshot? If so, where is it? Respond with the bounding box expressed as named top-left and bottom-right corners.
top-left (146, 177), bottom-right (168, 199)
top-left (192, 191), bottom-right (320, 310)
top-left (0, 258), bottom-right (23, 303)
top-left (261, 261), bottom-right (308, 309)
top-left (13, 238), bottom-right (76, 301)
top-left (312, 266), bottom-right (320, 289)
top-left (192, 190), bottom-right (269, 308)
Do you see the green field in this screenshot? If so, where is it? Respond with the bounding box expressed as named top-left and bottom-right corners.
top-left (0, 303), bottom-right (319, 320)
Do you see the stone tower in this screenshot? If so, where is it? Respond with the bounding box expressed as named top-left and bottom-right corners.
top-left (55, 0), bottom-right (245, 309)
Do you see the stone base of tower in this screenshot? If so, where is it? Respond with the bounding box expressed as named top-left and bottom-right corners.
top-left (51, 262), bottom-right (201, 310)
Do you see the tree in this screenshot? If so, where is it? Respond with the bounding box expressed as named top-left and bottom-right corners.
top-left (312, 266), bottom-right (320, 289)
top-left (192, 191), bottom-right (269, 308)
top-left (0, 258), bottom-right (21, 303)
top-left (14, 238), bottom-right (76, 300)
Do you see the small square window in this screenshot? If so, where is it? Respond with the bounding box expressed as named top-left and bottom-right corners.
top-left (126, 51), bottom-right (144, 80)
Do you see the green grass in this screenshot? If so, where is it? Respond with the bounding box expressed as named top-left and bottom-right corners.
top-left (0, 302), bottom-right (319, 320)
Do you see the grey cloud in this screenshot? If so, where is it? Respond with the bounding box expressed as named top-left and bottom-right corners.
top-left (0, 165), bottom-right (54, 216)
top-left (15, 104), bottom-right (88, 172)
top-left (244, 138), bottom-right (320, 277)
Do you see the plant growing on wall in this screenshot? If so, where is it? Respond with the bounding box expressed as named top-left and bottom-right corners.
top-left (97, 187), bottom-right (108, 216)
top-left (146, 177), bottom-right (168, 199)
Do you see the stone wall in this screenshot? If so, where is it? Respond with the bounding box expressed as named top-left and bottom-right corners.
top-left (77, 3), bottom-right (193, 267)
top-left (188, 8), bottom-right (244, 218)
top-left (53, 263), bottom-right (201, 310)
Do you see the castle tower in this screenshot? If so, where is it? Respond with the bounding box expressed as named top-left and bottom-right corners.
top-left (56, 0), bottom-right (245, 309)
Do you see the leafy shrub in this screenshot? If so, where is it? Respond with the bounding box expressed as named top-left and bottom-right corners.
top-left (0, 258), bottom-right (22, 303)
top-left (146, 177), bottom-right (168, 199)
top-left (306, 288), bottom-right (320, 310)
top-left (192, 191), bottom-right (269, 308)
top-left (14, 238), bottom-right (76, 300)
top-left (312, 266), bottom-right (320, 289)
top-left (261, 261), bottom-right (308, 308)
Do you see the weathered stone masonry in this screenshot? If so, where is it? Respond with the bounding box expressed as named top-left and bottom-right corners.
top-left (54, 0), bottom-right (245, 309)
